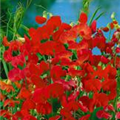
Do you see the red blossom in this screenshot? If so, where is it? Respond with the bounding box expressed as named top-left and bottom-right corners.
top-left (1, 12), bottom-right (119, 120)
top-left (50, 65), bottom-right (66, 81)
top-left (23, 115), bottom-right (37, 120)
top-left (79, 114), bottom-right (91, 120)
top-left (2, 36), bottom-right (10, 47)
top-left (91, 20), bottom-right (97, 33)
top-left (116, 112), bottom-right (120, 119)
top-left (36, 102), bottom-right (52, 115)
top-left (96, 110), bottom-right (112, 119)
top-left (35, 15), bottom-right (46, 24)
top-left (49, 115), bottom-right (61, 120)
top-left (4, 99), bottom-right (20, 107)
top-left (101, 56), bottom-right (109, 64)
top-left (17, 87), bottom-right (31, 99)
top-left (79, 12), bottom-right (88, 24)
top-left (94, 93), bottom-right (109, 107)
top-left (31, 74), bottom-right (46, 88)
top-left (8, 68), bottom-right (25, 81)
top-left (84, 79), bottom-right (101, 92)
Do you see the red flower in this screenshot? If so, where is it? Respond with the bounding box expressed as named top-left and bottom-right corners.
top-left (23, 115), bottom-right (37, 120)
top-left (102, 79), bottom-right (117, 91)
top-left (84, 79), bottom-right (101, 92)
top-left (94, 93), bottom-right (109, 107)
top-left (50, 65), bottom-right (66, 81)
top-left (89, 55), bottom-right (101, 66)
top-left (2, 36), bottom-right (10, 47)
top-left (47, 16), bottom-right (62, 30)
top-left (4, 99), bottom-right (20, 107)
top-left (49, 115), bottom-right (60, 120)
top-left (0, 93), bottom-right (5, 101)
top-left (33, 88), bottom-right (48, 103)
top-left (0, 110), bottom-right (11, 119)
top-left (79, 114), bottom-right (90, 120)
top-left (21, 98), bottom-right (35, 110)
top-left (28, 63), bottom-right (40, 76)
top-left (3, 49), bottom-right (13, 62)
top-left (116, 47), bottom-right (120, 53)
top-left (102, 27), bottom-right (109, 32)
top-left (60, 108), bottom-right (76, 120)
top-left (68, 67), bottom-right (85, 77)
top-left (35, 15), bottom-right (46, 24)
top-left (0, 81), bottom-right (15, 92)
top-left (48, 83), bottom-right (64, 98)
top-left (110, 22), bottom-right (114, 29)
top-left (55, 79), bottom-right (76, 91)
top-left (116, 112), bottom-right (120, 119)
top-left (77, 49), bottom-right (91, 65)
top-left (58, 28), bottom-right (77, 43)
top-left (101, 56), bottom-right (109, 64)
top-left (104, 104), bottom-right (114, 111)
top-left (9, 41), bottom-right (22, 51)
top-left (105, 65), bottom-right (116, 79)
top-left (96, 110), bottom-right (112, 119)
top-left (39, 61), bottom-right (49, 75)
top-left (91, 20), bottom-right (97, 33)
top-left (116, 57), bottom-right (120, 68)
top-left (28, 54), bottom-right (38, 64)
top-left (12, 111), bottom-right (23, 120)
top-left (31, 74), bottom-right (46, 88)
top-left (79, 12), bottom-right (88, 24)
top-left (8, 68), bottom-right (25, 81)
top-left (17, 87), bottom-right (31, 99)
top-left (61, 23), bottom-right (71, 30)
top-left (93, 32), bottom-right (106, 51)
top-left (68, 40), bottom-right (88, 52)
top-left (11, 54), bottom-right (26, 67)
top-left (77, 24), bottom-right (92, 39)
top-left (36, 102), bottom-right (52, 115)
top-left (79, 96), bottom-right (90, 109)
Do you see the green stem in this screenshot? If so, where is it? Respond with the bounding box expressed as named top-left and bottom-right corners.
top-left (2, 59), bottom-right (8, 78)
top-left (89, 7), bottom-right (101, 25)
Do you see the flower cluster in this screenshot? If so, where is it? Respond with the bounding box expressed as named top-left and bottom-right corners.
top-left (1, 12), bottom-right (120, 120)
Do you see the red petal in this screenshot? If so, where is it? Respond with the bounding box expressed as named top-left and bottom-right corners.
top-left (116, 47), bottom-right (120, 53)
top-left (2, 36), bottom-right (10, 47)
top-left (91, 20), bottom-right (97, 33)
top-left (110, 22), bottom-right (114, 29)
top-left (36, 102), bottom-right (52, 115)
top-left (102, 27), bottom-right (109, 32)
top-left (101, 56), bottom-right (109, 64)
top-left (35, 16), bottom-right (46, 24)
top-left (79, 114), bottom-right (90, 120)
top-left (116, 112), bottom-right (120, 119)
top-left (79, 12), bottom-right (88, 23)
top-left (49, 115), bottom-right (60, 120)
top-left (17, 87), bottom-right (31, 99)
top-left (96, 110), bottom-right (112, 119)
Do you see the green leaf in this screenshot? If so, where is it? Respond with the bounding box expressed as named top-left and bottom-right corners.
top-left (0, 116), bottom-right (7, 120)
top-left (90, 107), bottom-right (103, 120)
top-left (71, 50), bottom-right (77, 60)
top-left (95, 12), bottom-right (105, 21)
top-left (89, 7), bottom-right (102, 25)
top-left (82, 0), bottom-right (92, 14)
top-left (0, 101), bottom-right (3, 108)
top-left (41, 39), bottom-right (48, 43)
top-left (52, 98), bottom-right (61, 113)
